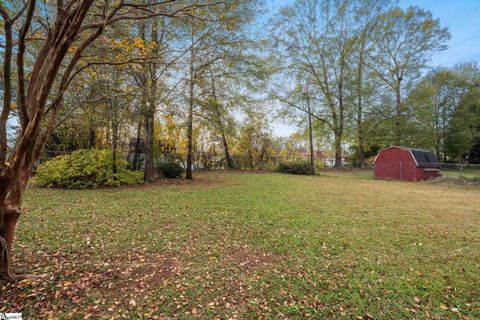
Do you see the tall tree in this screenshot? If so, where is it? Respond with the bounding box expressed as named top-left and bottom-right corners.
top-left (369, 6), bottom-right (450, 145)
top-left (238, 110), bottom-right (276, 170)
top-left (445, 86), bottom-right (480, 161)
top-left (182, 0), bottom-right (262, 178)
top-left (407, 68), bottom-right (470, 160)
top-left (271, 0), bottom-right (375, 167)
top-left (350, 0), bottom-right (392, 167)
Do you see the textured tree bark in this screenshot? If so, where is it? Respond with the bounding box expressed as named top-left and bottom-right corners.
top-left (144, 109), bottom-right (156, 182)
top-left (334, 132), bottom-right (343, 169)
top-left (209, 68), bottom-right (234, 170)
top-left (110, 70), bottom-right (120, 175)
top-left (0, 19), bottom-right (13, 169)
top-left (112, 121), bottom-right (119, 174)
top-left (335, 57), bottom-right (346, 169)
top-left (357, 131), bottom-right (365, 168)
top-left (186, 85), bottom-right (194, 179)
top-left (356, 29), bottom-right (367, 169)
top-left (221, 133), bottom-right (234, 170)
top-left (132, 121), bottom-right (143, 171)
top-left (0, 0), bottom-right (95, 280)
top-left (394, 79), bottom-right (403, 146)
top-left (0, 162), bottom-right (31, 280)
top-left (141, 21), bottom-right (159, 182)
top-left (0, 206), bottom-right (20, 280)
top-left (306, 92), bottom-right (315, 169)
top-left (442, 106), bottom-right (447, 163)
top-left (89, 127), bottom-right (96, 148)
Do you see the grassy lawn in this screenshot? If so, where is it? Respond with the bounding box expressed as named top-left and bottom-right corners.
top-left (440, 168), bottom-right (480, 180)
top-left (2, 172), bottom-right (479, 319)
top-left (325, 168), bottom-right (480, 180)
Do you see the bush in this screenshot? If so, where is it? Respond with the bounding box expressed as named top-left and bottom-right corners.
top-left (36, 149), bottom-right (143, 189)
top-left (277, 161), bottom-right (315, 175)
top-left (156, 159), bottom-right (184, 178)
top-left (115, 170), bottom-right (144, 185)
top-left (316, 160), bottom-right (325, 171)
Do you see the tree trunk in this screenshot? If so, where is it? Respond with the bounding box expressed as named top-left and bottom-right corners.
top-left (334, 131), bottom-right (343, 168)
top-left (222, 133), bottom-right (234, 170)
top-left (186, 89), bottom-right (194, 179)
top-left (435, 133), bottom-right (441, 161)
top-left (89, 127), bottom-right (96, 148)
top-left (132, 121), bottom-right (142, 171)
top-left (394, 80), bottom-right (403, 145)
top-left (112, 122), bottom-right (118, 174)
top-left (358, 131), bottom-right (365, 168)
top-left (110, 102), bottom-right (118, 174)
top-left (109, 70), bottom-right (120, 175)
top-left (140, 20), bottom-right (159, 182)
top-left (0, 20), bottom-right (13, 169)
top-left (209, 66), bottom-right (234, 170)
top-left (0, 204), bottom-right (20, 280)
top-left (186, 29), bottom-right (195, 180)
top-left (356, 30), bottom-right (367, 169)
top-left (144, 110), bottom-right (155, 182)
top-left (0, 1), bottom-right (96, 280)
top-left (334, 51), bottom-right (346, 169)
top-left (442, 104), bottom-right (447, 162)
top-left (306, 92), bottom-right (315, 169)
top-left (0, 161), bottom-right (31, 280)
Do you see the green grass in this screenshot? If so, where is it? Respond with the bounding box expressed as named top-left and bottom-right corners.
top-left (441, 168), bottom-right (480, 179)
top-left (2, 171), bottom-right (479, 319)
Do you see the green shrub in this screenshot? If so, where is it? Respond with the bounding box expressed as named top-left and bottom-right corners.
top-left (115, 170), bottom-right (144, 185)
top-left (277, 161), bottom-right (315, 175)
top-left (316, 160), bottom-right (325, 171)
top-left (36, 149), bottom-right (143, 188)
top-left (156, 159), bottom-right (185, 178)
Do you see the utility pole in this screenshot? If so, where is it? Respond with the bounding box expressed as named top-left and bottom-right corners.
top-left (303, 85), bottom-right (315, 169)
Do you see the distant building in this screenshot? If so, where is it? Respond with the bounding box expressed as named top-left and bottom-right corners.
top-left (316, 150), bottom-right (346, 167)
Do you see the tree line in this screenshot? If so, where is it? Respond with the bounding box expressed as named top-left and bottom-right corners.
top-left (268, 0), bottom-right (477, 168)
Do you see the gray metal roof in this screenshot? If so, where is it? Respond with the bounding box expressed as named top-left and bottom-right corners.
top-left (403, 147), bottom-right (440, 168)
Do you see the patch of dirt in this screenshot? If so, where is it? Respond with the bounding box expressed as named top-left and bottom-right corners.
top-left (223, 246), bottom-right (280, 270)
top-left (118, 253), bottom-right (177, 286)
top-left (94, 252), bottom-right (178, 302)
top-left (0, 249), bottom-right (179, 317)
top-left (127, 171), bottom-right (239, 189)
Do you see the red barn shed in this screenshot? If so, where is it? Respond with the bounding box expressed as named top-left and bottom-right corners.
top-left (373, 147), bottom-right (440, 181)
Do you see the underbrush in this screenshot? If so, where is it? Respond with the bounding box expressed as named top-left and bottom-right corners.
top-left (277, 161), bottom-right (315, 175)
top-left (36, 149), bottom-right (143, 189)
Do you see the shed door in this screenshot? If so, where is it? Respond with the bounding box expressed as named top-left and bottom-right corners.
top-left (375, 161), bottom-right (402, 180)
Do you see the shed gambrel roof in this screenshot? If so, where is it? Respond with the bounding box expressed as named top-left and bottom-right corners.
top-left (374, 146), bottom-right (440, 168)
top-left (404, 148), bottom-right (440, 168)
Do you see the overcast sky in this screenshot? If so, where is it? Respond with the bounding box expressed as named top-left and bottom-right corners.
top-left (270, 0), bottom-right (480, 137)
